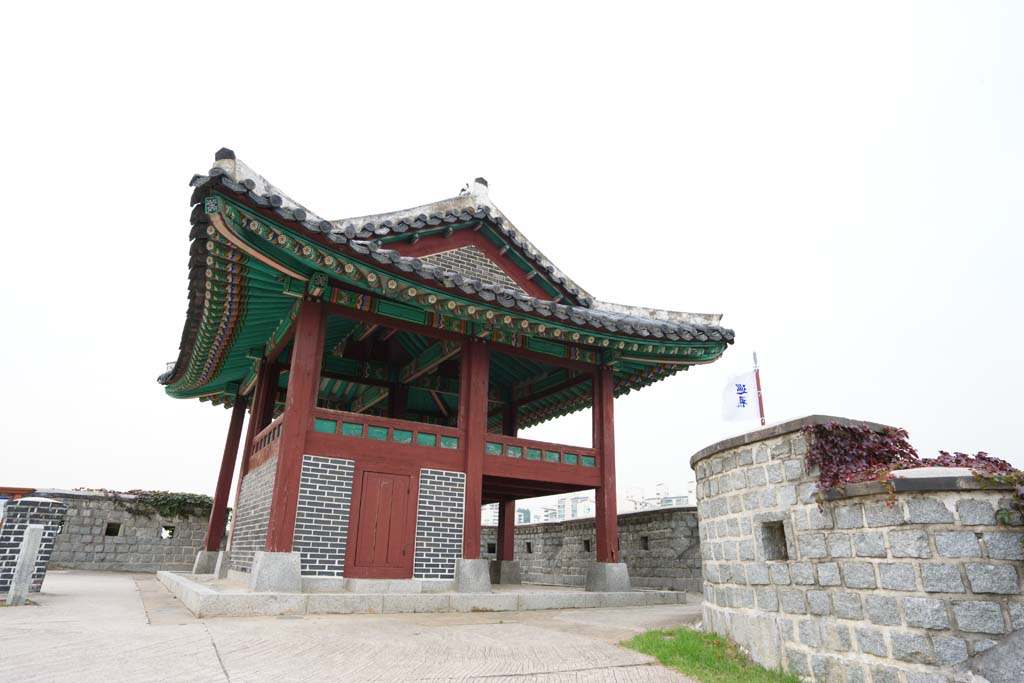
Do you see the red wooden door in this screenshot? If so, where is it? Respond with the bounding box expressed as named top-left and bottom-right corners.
top-left (351, 471), bottom-right (412, 576)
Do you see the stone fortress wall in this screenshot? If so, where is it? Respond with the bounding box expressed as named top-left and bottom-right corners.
top-left (39, 489), bottom-right (210, 572)
top-left (482, 506), bottom-right (702, 592)
top-left (692, 416), bottom-right (1023, 683)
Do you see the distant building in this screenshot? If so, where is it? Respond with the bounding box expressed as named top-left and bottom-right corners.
top-left (515, 507), bottom-right (531, 525)
top-left (481, 503), bottom-right (499, 526)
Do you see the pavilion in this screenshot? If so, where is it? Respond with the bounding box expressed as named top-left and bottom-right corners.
top-left (159, 149), bottom-right (734, 592)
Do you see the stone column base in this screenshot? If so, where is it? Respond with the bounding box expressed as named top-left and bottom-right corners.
top-left (585, 562), bottom-right (631, 592)
top-left (214, 551), bottom-right (231, 579)
top-left (192, 550), bottom-right (219, 574)
top-left (249, 551), bottom-right (302, 592)
top-left (489, 560), bottom-right (522, 584)
top-left (455, 559), bottom-right (492, 593)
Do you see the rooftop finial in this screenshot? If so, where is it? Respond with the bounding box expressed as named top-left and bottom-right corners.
top-left (461, 177), bottom-right (489, 199)
top-left (215, 147), bottom-right (236, 161)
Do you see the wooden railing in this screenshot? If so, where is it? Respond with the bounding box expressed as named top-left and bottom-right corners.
top-left (309, 408), bottom-right (463, 451)
top-left (484, 434), bottom-right (597, 469)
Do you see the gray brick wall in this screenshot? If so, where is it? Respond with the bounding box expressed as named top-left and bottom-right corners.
top-left (229, 456), bottom-right (277, 573)
top-left (0, 498), bottom-right (67, 593)
top-left (419, 246), bottom-right (523, 293)
top-left (293, 455), bottom-right (353, 577)
top-left (413, 468), bottom-right (465, 579)
top-left (41, 490), bottom-right (208, 572)
top-left (480, 507), bottom-right (701, 591)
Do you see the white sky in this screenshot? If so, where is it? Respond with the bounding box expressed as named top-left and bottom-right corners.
top-left (2, 2), bottom-right (1021, 509)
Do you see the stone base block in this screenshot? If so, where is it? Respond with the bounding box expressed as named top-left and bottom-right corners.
top-left (455, 559), bottom-right (492, 593)
top-left (489, 560), bottom-right (522, 584)
top-left (213, 551), bottom-right (231, 579)
top-left (249, 551), bottom-right (302, 592)
top-left (585, 562), bottom-right (631, 592)
top-left (192, 550), bottom-right (219, 575)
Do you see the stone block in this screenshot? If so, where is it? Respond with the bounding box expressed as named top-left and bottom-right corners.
top-left (784, 459), bottom-right (803, 481)
top-left (889, 529), bottom-right (931, 558)
top-left (382, 594), bottom-right (451, 613)
top-left (585, 562), bottom-right (630, 592)
top-left (905, 673), bottom-right (948, 683)
top-left (932, 636), bottom-right (968, 665)
top-left (747, 467), bottom-right (767, 487)
top-left (970, 626), bottom-right (1024, 683)
top-left (872, 666), bottom-right (901, 683)
top-left (746, 563), bottom-right (770, 585)
top-left (934, 531), bottom-right (981, 558)
top-left (798, 533), bottom-right (827, 558)
top-left (779, 589), bottom-right (807, 614)
top-left (817, 562), bottom-right (842, 586)
top-left (828, 534), bottom-right (852, 558)
top-left (864, 595), bottom-right (900, 625)
top-left (824, 622), bottom-right (851, 652)
top-left (856, 628), bottom-right (887, 657)
top-left (835, 504), bottom-right (865, 529)
top-left (965, 563), bottom-right (1019, 594)
top-left (907, 498), bottom-right (954, 524)
top-left (903, 597), bottom-right (949, 629)
top-left (846, 663), bottom-right (866, 683)
top-left (983, 532), bottom-right (1024, 560)
top-left (864, 502), bottom-right (905, 527)
top-left (790, 562), bottom-right (815, 585)
top-left (957, 499), bottom-right (996, 526)
top-left (766, 463), bottom-right (784, 484)
top-left (879, 563), bottom-right (917, 591)
top-left (489, 560), bottom-right (521, 584)
top-left (953, 600), bottom-right (1006, 634)
top-left (807, 590), bottom-right (831, 615)
top-left (1010, 600), bottom-right (1024, 629)
top-left (833, 592), bottom-right (864, 620)
top-left (214, 551), bottom-right (231, 579)
top-left (734, 587), bottom-right (755, 609)
top-left (192, 550), bottom-right (218, 574)
top-left (770, 563), bottom-right (791, 585)
top-left (306, 594), bottom-right (383, 614)
top-left (776, 486), bottom-right (797, 507)
top-left (755, 587), bottom-right (779, 610)
top-left (891, 631), bottom-right (932, 663)
top-left (785, 648), bottom-right (810, 677)
top-left (455, 559), bottom-right (492, 593)
top-left (853, 532), bottom-right (887, 558)
top-left (249, 552), bottom-right (302, 593)
top-left (842, 561), bottom-right (877, 589)
top-left (799, 619), bottom-right (822, 647)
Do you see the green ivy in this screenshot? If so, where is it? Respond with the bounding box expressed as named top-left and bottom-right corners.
top-left (82, 489), bottom-right (214, 519)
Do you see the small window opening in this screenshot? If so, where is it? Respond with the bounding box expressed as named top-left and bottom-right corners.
top-left (583, 539), bottom-right (592, 552)
top-left (56, 522), bottom-right (65, 535)
top-left (105, 522), bottom-right (121, 537)
top-left (526, 541), bottom-right (533, 554)
top-left (486, 542), bottom-right (496, 554)
top-left (640, 535), bottom-right (650, 550)
top-left (760, 521), bottom-right (789, 560)
top-left (160, 526), bottom-right (176, 540)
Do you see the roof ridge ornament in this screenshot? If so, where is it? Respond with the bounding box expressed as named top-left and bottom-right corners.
top-left (460, 177), bottom-right (489, 200)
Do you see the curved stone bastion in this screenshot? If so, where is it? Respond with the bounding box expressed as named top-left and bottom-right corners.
top-left (692, 416), bottom-right (1023, 683)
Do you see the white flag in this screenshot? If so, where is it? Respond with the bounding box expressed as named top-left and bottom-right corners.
top-left (722, 371), bottom-right (759, 421)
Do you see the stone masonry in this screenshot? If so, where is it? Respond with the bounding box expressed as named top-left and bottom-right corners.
top-left (413, 468), bottom-right (465, 579)
top-left (0, 497), bottom-right (67, 593)
top-left (481, 507), bottom-right (702, 592)
top-left (40, 490), bottom-right (205, 573)
top-left (292, 455), bottom-right (353, 577)
top-left (693, 415), bottom-right (1024, 683)
top-left (229, 456), bottom-right (277, 573)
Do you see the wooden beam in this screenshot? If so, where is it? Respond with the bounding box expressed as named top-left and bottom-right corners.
top-left (430, 390), bottom-right (450, 417)
top-left (497, 500), bottom-right (515, 561)
top-left (399, 340), bottom-right (462, 384)
top-left (204, 394), bottom-right (248, 552)
top-left (460, 340), bottom-right (489, 559)
top-left (593, 366), bottom-right (619, 563)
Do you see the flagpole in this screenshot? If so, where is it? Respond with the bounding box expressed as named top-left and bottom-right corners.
top-left (753, 351), bottom-right (766, 426)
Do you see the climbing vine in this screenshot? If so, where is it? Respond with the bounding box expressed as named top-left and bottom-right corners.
top-left (81, 489), bottom-right (213, 519)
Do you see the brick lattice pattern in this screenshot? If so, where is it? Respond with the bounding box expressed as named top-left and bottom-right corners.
top-left (0, 498), bottom-right (67, 593)
top-left (694, 424), bottom-right (1024, 682)
top-left (293, 455), bottom-right (354, 577)
top-left (229, 456), bottom-right (277, 573)
top-left (413, 468), bottom-right (465, 579)
top-left (419, 246), bottom-right (524, 294)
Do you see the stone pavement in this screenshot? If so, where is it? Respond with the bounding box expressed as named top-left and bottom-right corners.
top-left (0, 571), bottom-right (701, 682)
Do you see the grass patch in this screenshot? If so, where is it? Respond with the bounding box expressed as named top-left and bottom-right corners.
top-left (623, 628), bottom-right (801, 683)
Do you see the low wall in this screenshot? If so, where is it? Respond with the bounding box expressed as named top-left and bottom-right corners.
top-left (40, 489), bottom-right (209, 572)
top-left (0, 497), bottom-right (67, 593)
top-left (481, 507), bottom-right (701, 591)
top-left (692, 416), bottom-right (1024, 683)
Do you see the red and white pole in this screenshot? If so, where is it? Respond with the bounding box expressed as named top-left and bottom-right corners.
top-left (753, 352), bottom-right (766, 426)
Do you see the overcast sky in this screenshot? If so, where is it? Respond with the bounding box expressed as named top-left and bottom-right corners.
top-left (2, 2), bottom-right (1021, 509)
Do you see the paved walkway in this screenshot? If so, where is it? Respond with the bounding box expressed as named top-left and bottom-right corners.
top-left (0, 571), bottom-right (700, 682)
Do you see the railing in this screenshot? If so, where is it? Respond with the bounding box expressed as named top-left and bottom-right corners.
top-left (310, 408), bottom-right (463, 451)
top-left (253, 414), bottom-right (285, 453)
top-left (484, 434), bottom-right (598, 469)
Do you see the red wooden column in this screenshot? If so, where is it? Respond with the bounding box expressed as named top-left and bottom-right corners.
top-left (203, 394), bottom-right (248, 551)
top-left (265, 300), bottom-right (327, 552)
top-left (592, 366), bottom-right (620, 563)
top-left (459, 339), bottom-right (490, 559)
top-left (496, 402), bottom-right (517, 561)
top-left (227, 361), bottom-right (278, 547)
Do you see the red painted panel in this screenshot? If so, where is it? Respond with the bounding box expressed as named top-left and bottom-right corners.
top-left (351, 471), bottom-right (413, 576)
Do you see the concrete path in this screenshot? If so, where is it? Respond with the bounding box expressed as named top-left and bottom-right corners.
top-left (0, 571), bottom-right (701, 682)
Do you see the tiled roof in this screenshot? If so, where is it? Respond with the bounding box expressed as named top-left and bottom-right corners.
top-left (190, 149), bottom-right (735, 345)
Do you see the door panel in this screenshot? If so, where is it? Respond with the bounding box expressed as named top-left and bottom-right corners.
top-left (352, 471), bottom-right (412, 574)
